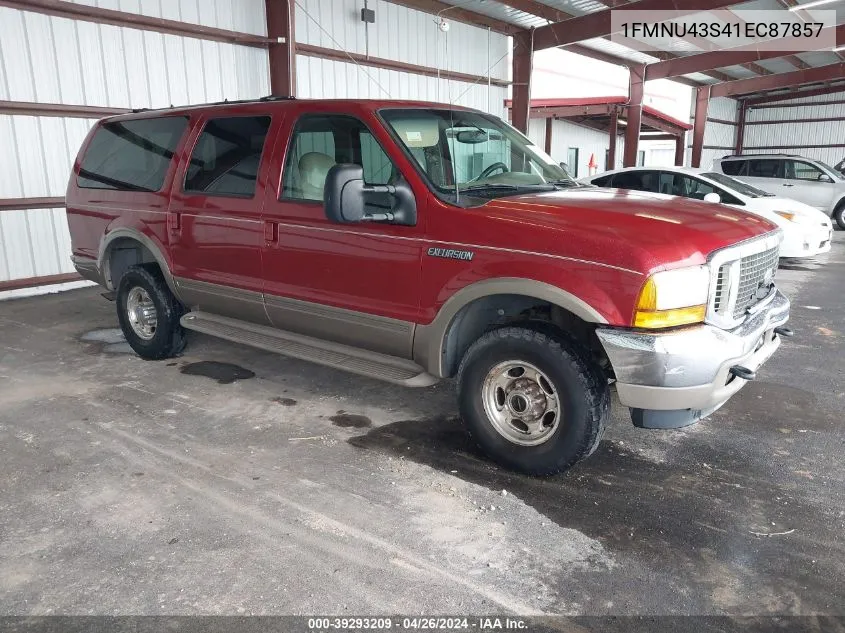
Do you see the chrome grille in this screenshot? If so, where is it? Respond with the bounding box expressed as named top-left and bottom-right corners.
top-left (732, 246), bottom-right (779, 319)
top-left (713, 266), bottom-right (726, 312)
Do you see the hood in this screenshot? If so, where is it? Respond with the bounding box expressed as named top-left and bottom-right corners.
top-left (481, 187), bottom-right (778, 274)
top-left (745, 196), bottom-right (832, 227)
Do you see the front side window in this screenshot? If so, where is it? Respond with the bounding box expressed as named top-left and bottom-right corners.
top-left (379, 108), bottom-right (573, 201)
top-left (184, 116), bottom-right (271, 197)
top-left (747, 159), bottom-right (783, 179)
top-left (785, 160), bottom-right (826, 181)
top-left (78, 116), bottom-right (188, 192)
top-left (281, 115), bottom-right (396, 201)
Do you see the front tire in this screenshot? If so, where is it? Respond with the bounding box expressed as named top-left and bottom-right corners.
top-left (834, 203), bottom-right (845, 230)
top-left (456, 326), bottom-right (609, 476)
top-left (116, 265), bottom-right (186, 360)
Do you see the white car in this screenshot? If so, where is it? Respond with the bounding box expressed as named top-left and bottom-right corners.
top-left (712, 154), bottom-right (845, 230)
top-left (580, 166), bottom-right (833, 259)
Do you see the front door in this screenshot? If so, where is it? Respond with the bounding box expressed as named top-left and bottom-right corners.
top-left (260, 110), bottom-right (424, 358)
top-left (783, 159), bottom-right (837, 211)
top-left (169, 112), bottom-right (277, 324)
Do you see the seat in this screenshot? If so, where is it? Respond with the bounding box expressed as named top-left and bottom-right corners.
top-left (298, 152), bottom-right (336, 201)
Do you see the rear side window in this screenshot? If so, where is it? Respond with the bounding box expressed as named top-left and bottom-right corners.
top-left (591, 174), bottom-right (613, 187)
top-left (747, 159), bottom-right (783, 178)
top-left (612, 170), bottom-right (659, 192)
top-left (720, 160), bottom-right (746, 176)
top-left (78, 116), bottom-right (188, 192)
top-left (184, 116), bottom-right (271, 197)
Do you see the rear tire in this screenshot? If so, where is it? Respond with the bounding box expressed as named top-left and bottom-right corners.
top-left (116, 265), bottom-right (187, 360)
top-left (456, 326), bottom-right (609, 476)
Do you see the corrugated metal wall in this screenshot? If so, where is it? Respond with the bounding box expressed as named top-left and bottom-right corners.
top-left (0, 1), bottom-right (269, 298)
top-left (694, 96), bottom-right (738, 170)
top-left (744, 89), bottom-right (845, 165)
top-left (528, 118), bottom-right (626, 178)
top-left (294, 0), bottom-right (510, 117)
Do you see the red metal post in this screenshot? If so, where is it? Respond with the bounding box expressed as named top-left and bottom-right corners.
top-left (607, 107), bottom-right (618, 170)
top-left (675, 133), bottom-right (685, 166)
top-left (623, 64), bottom-right (645, 168)
top-left (734, 101), bottom-right (747, 155)
top-left (691, 85), bottom-right (710, 168)
top-left (544, 117), bottom-right (553, 154)
top-left (511, 29), bottom-right (534, 134)
top-left (266, 0), bottom-right (296, 97)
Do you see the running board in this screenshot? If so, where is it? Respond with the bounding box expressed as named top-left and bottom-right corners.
top-left (180, 311), bottom-right (438, 388)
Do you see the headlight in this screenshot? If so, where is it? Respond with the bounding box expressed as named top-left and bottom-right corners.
top-left (634, 265), bottom-right (710, 329)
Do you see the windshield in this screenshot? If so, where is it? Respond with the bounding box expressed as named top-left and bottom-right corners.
top-left (702, 172), bottom-right (775, 198)
top-left (379, 108), bottom-right (574, 200)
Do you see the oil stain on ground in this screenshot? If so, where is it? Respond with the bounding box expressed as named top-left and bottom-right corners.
top-left (272, 397), bottom-right (297, 406)
top-left (330, 411), bottom-right (372, 428)
top-left (180, 361), bottom-right (255, 384)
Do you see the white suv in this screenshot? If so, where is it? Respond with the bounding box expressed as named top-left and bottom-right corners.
top-left (713, 154), bottom-right (845, 229)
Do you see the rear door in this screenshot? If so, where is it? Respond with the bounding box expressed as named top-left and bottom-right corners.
top-left (168, 111), bottom-right (279, 324)
top-left (741, 158), bottom-right (784, 195)
top-left (259, 106), bottom-right (424, 359)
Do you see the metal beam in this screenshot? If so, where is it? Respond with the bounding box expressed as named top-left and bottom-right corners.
top-left (0, 273), bottom-right (82, 293)
top-left (512, 30), bottom-right (534, 134)
top-left (711, 62), bottom-right (845, 98)
top-left (645, 24), bottom-right (845, 80)
top-left (384, 0), bottom-right (518, 34)
top-left (0, 197), bottom-right (66, 211)
top-left (734, 100), bottom-right (747, 155)
top-left (623, 64), bottom-right (645, 168)
top-left (675, 134), bottom-right (685, 166)
top-left (0, 0), bottom-right (273, 47)
top-left (531, 0), bottom-right (740, 52)
top-left (746, 83), bottom-right (845, 105)
top-left (266, 0), bottom-right (295, 97)
top-left (0, 101), bottom-right (128, 118)
top-left (608, 107), bottom-right (618, 170)
top-left (494, 0), bottom-right (570, 22)
top-left (297, 44), bottom-right (510, 88)
top-left (544, 118), bottom-right (553, 155)
top-left (691, 85), bottom-right (710, 168)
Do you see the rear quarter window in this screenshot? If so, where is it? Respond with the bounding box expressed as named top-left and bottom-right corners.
top-left (77, 116), bottom-right (188, 192)
top-left (720, 160), bottom-right (746, 176)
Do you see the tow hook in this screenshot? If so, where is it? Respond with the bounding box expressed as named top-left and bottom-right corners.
top-left (729, 365), bottom-right (756, 381)
top-left (774, 326), bottom-right (794, 338)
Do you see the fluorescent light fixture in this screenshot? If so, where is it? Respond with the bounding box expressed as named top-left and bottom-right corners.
top-left (789, 0), bottom-right (841, 10)
top-left (834, 45), bottom-right (845, 51)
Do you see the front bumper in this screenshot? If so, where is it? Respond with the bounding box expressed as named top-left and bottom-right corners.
top-left (596, 289), bottom-right (790, 424)
top-left (780, 225), bottom-right (832, 258)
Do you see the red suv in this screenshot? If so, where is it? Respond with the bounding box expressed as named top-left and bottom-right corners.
top-left (66, 98), bottom-right (791, 475)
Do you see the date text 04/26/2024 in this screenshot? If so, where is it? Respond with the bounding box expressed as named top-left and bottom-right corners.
top-left (307, 617), bottom-right (528, 631)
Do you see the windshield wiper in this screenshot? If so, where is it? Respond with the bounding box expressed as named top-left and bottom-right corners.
top-left (459, 183), bottom-right (555, 197)
top-left (549, 179), bottom-right (581, 188)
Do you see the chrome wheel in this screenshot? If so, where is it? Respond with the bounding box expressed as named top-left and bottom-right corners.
top-left (481, 360), bottom-right (561, 446)
top-left (126, 286), bottom-right (157, 341)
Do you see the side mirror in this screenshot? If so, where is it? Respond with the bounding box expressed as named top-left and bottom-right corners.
top-left (819, 173), bottom-right (834, 183)
top-left (323, 163), bottom-right (417, 226)
top-left (703, 192), bottom-right (721, 203)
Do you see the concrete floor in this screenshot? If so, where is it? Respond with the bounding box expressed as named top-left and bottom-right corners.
top-left (1, 234), bottom-right (844, 617)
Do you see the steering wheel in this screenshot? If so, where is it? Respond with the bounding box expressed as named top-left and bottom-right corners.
top-left (472, 162), bottom-right (509, 182)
